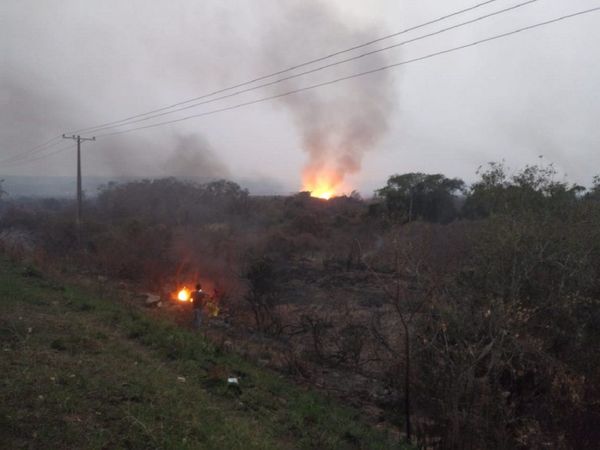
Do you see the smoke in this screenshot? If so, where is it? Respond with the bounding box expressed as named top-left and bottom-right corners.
top-left (262, 0), bottom-right (396, 191)
top-left (162, 134), bottom-right (229, 179)
top-left (0, 76), bottom-right (77, 163)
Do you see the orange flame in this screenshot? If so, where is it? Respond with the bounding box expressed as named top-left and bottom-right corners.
top-left (177, 287), bottom-right (190, 302)
top-left (302, 169), bottom-right (343, 200)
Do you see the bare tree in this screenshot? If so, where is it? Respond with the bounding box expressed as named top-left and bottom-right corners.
top-left (361, 230), bottom-right (429, 444)
top-left (243, 255), bottom-right (282, 334)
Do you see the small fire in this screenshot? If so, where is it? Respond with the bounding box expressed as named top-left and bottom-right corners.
top-left (302, 169), bottom-right (342, 200)
top-left (177, 287), bottom-right (190, 302)
top-left (174, 284), bottom-right (222, 317)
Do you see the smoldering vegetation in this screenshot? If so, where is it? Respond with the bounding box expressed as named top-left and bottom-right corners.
top-left (1, 163), bottom-right (600, 449)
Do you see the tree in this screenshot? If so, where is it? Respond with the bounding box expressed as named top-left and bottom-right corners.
top-left (202, 179), bottom-right (248, 201)
top-left (464, 162), bottom-right (585, 219)
top-left (586, 175), bottom-right (600, 201)
top-left (376, 173), bottom-right (465, 223)
top-left (364, 228), bottom-right (431, 444)
top-left (94, 177), bottom-right (249, 224)
top-left (243, 255), bottom-right (281, 334)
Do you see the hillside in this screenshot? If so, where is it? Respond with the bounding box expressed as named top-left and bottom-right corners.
top-left (0, 258), bottom-right (405, 450)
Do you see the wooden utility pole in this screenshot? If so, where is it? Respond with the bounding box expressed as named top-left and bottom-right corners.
top-left (62, 134), bottom-right (95, 243)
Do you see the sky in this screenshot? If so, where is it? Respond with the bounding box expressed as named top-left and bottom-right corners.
top-left (1, 0), bottom-right (599, 195)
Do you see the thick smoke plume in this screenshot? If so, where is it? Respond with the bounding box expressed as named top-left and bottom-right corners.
top-left (163, 134), bottom-right (230, 180)
top-left (263, 0), bottom-right (395, 193)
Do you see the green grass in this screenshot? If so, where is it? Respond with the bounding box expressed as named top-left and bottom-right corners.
top-left (0, 258), bottom-right (407, 449)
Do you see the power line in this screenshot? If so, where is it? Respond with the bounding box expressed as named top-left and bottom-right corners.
top-left (85, 0), bottom-right (541, 135)
top-left (5, 4), bottom-right (598, 167)
top-left (95, 6), bottom-right (600, 139)
top-left (0, 139), bottom-right (63, 165)
top-left (0, 135), bottom-right (63, 165)
top-left (19, 135), bottom-right (62, 154)
top-left (7, 4), bottom-right (504, 164)
top-left (0, 0), bottom-right (534, 162)
top-left (68, 0), bottom-right (507, 135)
top-left (1, 143), bottom-right (74, 167)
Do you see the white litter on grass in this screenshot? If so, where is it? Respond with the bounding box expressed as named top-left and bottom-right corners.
top-left (177, 376), bottom-right (186, 383)
top-left (227, 377), bottom-right (239, 385)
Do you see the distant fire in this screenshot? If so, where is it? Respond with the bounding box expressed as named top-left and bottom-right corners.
top-left (302, 168), bottom-right (343, 200)
top-left (312, 189), bottom-right (333, 200)
top-left (177, 287), bottom-right (190, 302)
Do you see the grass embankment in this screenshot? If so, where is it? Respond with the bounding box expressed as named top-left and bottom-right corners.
top-left (0, 259), bottom-right (406, 449)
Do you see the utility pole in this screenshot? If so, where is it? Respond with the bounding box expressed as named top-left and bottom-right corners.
top-left (62, 134), bottom-right (95, 243)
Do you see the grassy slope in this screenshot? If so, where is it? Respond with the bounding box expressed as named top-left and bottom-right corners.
top-left (0, 259), bottom-right (406, 450)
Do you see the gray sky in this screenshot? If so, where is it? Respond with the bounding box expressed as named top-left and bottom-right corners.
top-left (1, 0), bottom-right (599, 195)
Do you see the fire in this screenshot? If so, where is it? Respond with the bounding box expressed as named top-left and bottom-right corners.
top-left (174, 284), bottom-right (221, 317)
top-left (312, 189), bottom-right (333, 200)
top-left (302, 169), bottom-right (342, 200)
top-left (177, 287), bottom-right (190, 302)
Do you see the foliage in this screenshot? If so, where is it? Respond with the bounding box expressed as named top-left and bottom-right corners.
top-left (464, 161), bottom-right (585, 218)
top-left (376, 173), bottom-right (465, 223)
top-left (243, 255), bottom-right (282, 334)
top-left (0, 258), bottom-right (407, 450)
top-left (586, 175), bottom-right (600, 201)
top-left (95, 178), bottom-right (249, 225)
top-left (2, 165), bottom-right (600, 449)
